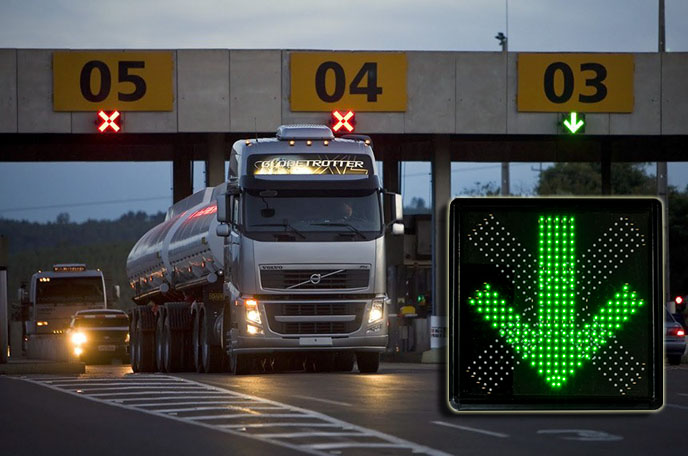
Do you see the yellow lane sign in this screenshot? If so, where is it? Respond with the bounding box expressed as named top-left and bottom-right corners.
top-left (290, 52), bottom-right (406, 112)
top-left (518, 53), bottom-right (634, 113)
top-left (53, 51), bottom-right (173, 111)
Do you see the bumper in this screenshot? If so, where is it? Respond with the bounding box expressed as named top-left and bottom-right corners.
top-left (666, 339), bottom-right (686, 356)
top-left (76, 344), bottom-right (129, 359)
top-left (232, 334), bottom-right (388, 354)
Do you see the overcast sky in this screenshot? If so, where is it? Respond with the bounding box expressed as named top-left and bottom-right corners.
top-left (1, 0), bottom-right (687, 222)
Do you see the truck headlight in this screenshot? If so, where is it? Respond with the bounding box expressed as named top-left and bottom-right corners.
top-left (71, 332), bottom-right (87, 345)
top-left (368, 299), bottom-right (384, 323)
top-left (245, 299), bottom-right (262, 325)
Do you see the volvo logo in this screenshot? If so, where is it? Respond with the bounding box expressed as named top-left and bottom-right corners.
top-left (309, 273), bottom-right (322, 285)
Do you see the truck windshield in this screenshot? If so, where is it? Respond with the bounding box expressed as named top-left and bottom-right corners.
top-left (244, 190), bottom-right (383, 241)
top-left (36, 277), bottom-right (104, 304)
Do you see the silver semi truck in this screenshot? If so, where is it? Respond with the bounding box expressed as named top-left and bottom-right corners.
top-left (126, 125), bottom-right (403, 374)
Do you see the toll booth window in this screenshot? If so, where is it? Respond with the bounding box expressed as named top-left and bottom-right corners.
top-left (37, 278), bottom-right (104, 303)
top-left (448, 198), bottom-right (663, 411)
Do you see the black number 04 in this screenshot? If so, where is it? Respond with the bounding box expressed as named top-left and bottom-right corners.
top-left (315, 61), bottom-right (383, 103)
top-left (80, 60), bottom-right (147, 103)
top-left (543, 62), bottom-right (607, 104)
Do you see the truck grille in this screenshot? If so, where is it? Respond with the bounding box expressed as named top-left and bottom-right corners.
top-left (261, 269), bottom-right (369, 290)
top-left (265, 301), bottom-right (365, 335)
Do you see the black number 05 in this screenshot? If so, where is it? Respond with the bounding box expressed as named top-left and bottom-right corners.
top-left (80, 60), bottom-right (147, 103)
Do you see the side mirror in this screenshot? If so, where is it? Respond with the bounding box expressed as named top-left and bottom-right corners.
top-left (391, 222), bottom-right (404, 236)
top-left (112, 285), bottom-right (121, 300)
top-left (216, 224), bottom-right (230, 237)
top-left (216, 193), bottom-right (230, 223)
top-left (384, 192), bottom-right (403, 223)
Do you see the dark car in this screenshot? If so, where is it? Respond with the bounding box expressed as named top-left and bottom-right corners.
top-left (666, 309), bottom-right (686, 366)
top-left (68, 309), bottom-right (130, 363)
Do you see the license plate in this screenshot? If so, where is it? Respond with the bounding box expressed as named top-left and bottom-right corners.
top-left (98, 345), bottom-right (116, 352)
top-left (299, 337), bottom-right (333, 346)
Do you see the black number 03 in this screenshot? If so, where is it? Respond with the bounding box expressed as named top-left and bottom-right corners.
top-left (80, 60), bottom-right (147, 103)
top-left (543, 62), bottom-right (607, 104)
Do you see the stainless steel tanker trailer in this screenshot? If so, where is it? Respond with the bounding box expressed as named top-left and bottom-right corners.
top-left (126, 125), bottom-right (403, 374)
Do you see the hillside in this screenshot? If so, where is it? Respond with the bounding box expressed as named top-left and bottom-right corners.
top-left (1, 211), bottom-right (164, 309)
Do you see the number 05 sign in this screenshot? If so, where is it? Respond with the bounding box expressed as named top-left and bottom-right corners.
top-left (290, 52), bottom-right (406, 112)
top-left (518, 53), bottom-right (634, 113)
top-left (53, 51), bottom-right (173, 111)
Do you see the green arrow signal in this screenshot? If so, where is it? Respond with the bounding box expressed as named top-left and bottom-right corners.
top-left (563, 112), bottom-right (585, 134)
top-left (468, 215), bottom-right (644, 389)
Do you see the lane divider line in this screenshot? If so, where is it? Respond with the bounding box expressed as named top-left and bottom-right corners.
top-left (432, 420), bottom-right (510, 438)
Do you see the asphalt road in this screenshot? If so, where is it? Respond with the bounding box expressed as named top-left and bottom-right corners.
top-left (2, 362), bottom-right (687, 455)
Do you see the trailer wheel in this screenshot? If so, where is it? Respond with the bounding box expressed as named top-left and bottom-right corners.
top-left (130, 312), bottom-right (139, 372)
top-left (155, 311), bottom-right (167, 373)
top-left (163, 313), bottom-right (183, 372)
top-left (356, 352), bottom-right (380, 374)
top-left (201, 311), bottom-right (224, 373)
top-left (333, 352), bottom-right (355, 372)
top-left (230, 353), bottom-right (252, 375)
top-left (135, 311), bottom-right (155, 372)
top-left (192, 310), bottom-right (203, 373)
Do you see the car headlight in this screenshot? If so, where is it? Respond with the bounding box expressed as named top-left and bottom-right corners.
top-left (71, 332), bottom-right (87, 345)
top-left (245, 298), bottom-right (262, 325)
top-left (368, 299), bottom-right (384, 323)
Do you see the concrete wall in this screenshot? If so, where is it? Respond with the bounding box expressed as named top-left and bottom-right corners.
top-left (0, 50), bottom-right (686, 135)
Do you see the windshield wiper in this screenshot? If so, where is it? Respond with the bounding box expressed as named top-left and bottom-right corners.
top-left (252, 222), bottom-right (306, 239)
top-left (310, 222), bottom-right (367, 240)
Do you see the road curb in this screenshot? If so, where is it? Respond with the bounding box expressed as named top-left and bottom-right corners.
top-left (0, 360), bottom-right (85, 375)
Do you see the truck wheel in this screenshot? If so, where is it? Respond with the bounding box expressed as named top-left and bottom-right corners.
top-left (136, 313), bottom-right (155, 372)
top-left (163, 313), bottom-right (183, 372)
top-left (155, 311), bottom-right (167, 373)
top-left (201, 311), bottom-right (224, 373)
top-left (192, 311), bottom-right (203, 373)
top-left (668, 354), bottom-right (682, 366)
top-left (130, 312), bottom-right (139, 372)
top-left (231, 353), bottom-right (252, 375)
top-left (356, 352), bottom-right (380, 374)
top-left (334, 352), bottom-right (355, 372)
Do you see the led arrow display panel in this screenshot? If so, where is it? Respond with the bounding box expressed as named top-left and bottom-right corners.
top-left (448, 198), bottom-right (663, 412)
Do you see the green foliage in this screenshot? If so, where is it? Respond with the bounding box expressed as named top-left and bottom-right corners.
top-left (1, 211), bottom-right (164, 310)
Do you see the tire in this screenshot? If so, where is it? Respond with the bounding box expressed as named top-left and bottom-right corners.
top-left (668, 354), bottom-right (682, 366)
top-left (230, 353), bottom-right (252, 375)
top-left (201, 311), bottom-right (224, 373)
top-left (163, 313), bottom-right (183, 372)
top-left (136, 312), bottom-right (155, 372)
top-left (356, 352), bottom-right (380, 373)
top-left (193, 311), bottom-right (203, 373)
top-left (155, 311), bottom-right (167, 373)
top-left (334, 352), bottom-right (355, 372)
top-left (129, 312), bottom-right (139, 372)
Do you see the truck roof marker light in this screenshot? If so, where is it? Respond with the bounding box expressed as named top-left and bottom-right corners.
top-left (289, 140), bottom-right (295, 146)
top-left (323, 140), bottom-right (329, 146)
top-left (306, 140), bottom-right (312, 146)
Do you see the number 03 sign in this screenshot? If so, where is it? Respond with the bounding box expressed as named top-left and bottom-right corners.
top-left (517, 53), bottom-right (634, 113)
top-left (53, 51), bottom-right (173, 111)
top-left (290, 52), bottom-right (406, 112)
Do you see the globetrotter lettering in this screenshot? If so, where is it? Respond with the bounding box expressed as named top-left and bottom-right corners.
top-left (253, 156), bottom-right (369, 175)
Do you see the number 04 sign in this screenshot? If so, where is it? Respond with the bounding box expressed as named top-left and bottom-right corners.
top-left (290, 52), bottom-right (406, 112)
top-left (53, 51), bottom-right (173, 111)
top-left (517, 53), bottom-right (634, 113)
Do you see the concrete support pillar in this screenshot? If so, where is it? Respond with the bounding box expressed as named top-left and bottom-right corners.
top-left (431, 136), bottom-right (451, 317)
top-left (383, 158), bottom-right (401, 193)
top-left (206, 133), bottom-right (226, 187)
top-left (172, 148), bottom-right (193, 204)
top-left (501, 162), bottom-right (510, 195)
top-left (0, 236), bottom-right (8, 363)
top-left (657, 161), bottom-right (669, 301)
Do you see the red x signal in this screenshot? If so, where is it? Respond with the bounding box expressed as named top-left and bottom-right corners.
top-left (331, 110), bottom-right (355, 133)
top-left (97, 110), bottom-right (121, 133)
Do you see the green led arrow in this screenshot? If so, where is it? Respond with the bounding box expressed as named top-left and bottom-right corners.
top-left (468, 215), bottom-right (644, 389)
top-left (563, 112), bottom-right (585, 134)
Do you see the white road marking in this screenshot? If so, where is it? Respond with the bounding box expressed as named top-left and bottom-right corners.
top-left (432, 420), bottom-right (510, 438)
top-left (290, 394), bottom-right (353, 407)
top-left (20, 374), bottom-right (452, 456)
top-left (665, 403), bottom-right (688, 410)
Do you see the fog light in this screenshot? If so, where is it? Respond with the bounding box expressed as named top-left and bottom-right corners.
top-left (368, 300), bottom-right (384, 323)
top-left (246, 324), bottom-right (263, 335)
